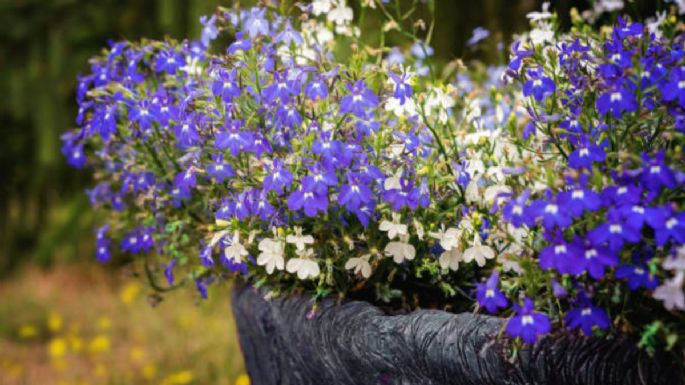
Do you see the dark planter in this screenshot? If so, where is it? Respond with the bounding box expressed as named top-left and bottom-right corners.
top-left (232, 284), bottom-right (684, 385)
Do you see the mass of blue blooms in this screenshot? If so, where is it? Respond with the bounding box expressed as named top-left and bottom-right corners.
top-left (62, 1), bottom-right (685, 356)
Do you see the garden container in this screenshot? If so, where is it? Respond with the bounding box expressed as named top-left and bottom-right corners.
top-left (232, 283), bottom-right (684, 385)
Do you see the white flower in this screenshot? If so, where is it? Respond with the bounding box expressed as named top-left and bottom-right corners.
top-left (384, 169), bottom-right (403, 191)
top-left (596, 0), bottom-right (624, 12)
top-left (529, 22), bottom-right (554, 45)
top-left (209, 229), bottom-right (230, 247)
top-left (379, 213), bottom-right (408, 240)
top-left (384, 235), bottom-right (416, 263)
top-left (257, 237), bottom-right (285, 274)
top-left (385, 97), bottom-right (417, 117)
top-left (439, 248), bottom-right (462, 271)
top-left (224, 231), bottom-right (248, 264)
top-left (286, 248), bottom-right (320, 280)
top-left (465, 178), bottom-right (482, 205)
top-left (647, 11), bottom-right (667, 38)
top-left (180, 56), bottom-right (203, 76)
top-left (526, 2), bottom-right (552, 21)
top-left (311, 0), bottom-right (332, 15)
top-left (653, 272), bottom-right (685, 311)
top-left (463, 234), bottom-right (495, 267)
top-left (424, 87), bottom-right (455, 124)
top-left (664, 246), bottom-right (685, 271)
top-left (328, 0), bottom-right (353, 26)
top-left (345, 254), bottom-right (372, 278)
top-left (429, 225), bottom-right (461, 251)
top-left (674, 0), bottom-right (685, 15)
top-left (286, 226), bottom-right (314, 251)
top-left (484, 184), bottom-right (511, 206)
top-left (412, 218), bottom-right (425, 241)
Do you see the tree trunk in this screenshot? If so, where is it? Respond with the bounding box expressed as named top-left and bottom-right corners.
top-left (232, 283), bottom-right (683, 385)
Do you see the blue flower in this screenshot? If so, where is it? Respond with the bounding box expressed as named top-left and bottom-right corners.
top-left (305, 78), bottom-right (328, 101)
top-left (568, 138), bottom-right (606, 170)
top-left (275, 20), bottom-right (303, 45)
top-left (263, 160), bottom-right (293, 195)
top-left (121, 227), bottom-right (154, 254)
top-left (243, 7), bottom-right (270, 38)
top-left (212, 69), bottom-right (241, 102)
top-left (340, 80), bottom-right (379, 118)
top-left (660, 66), bottom-right (685, 108)
top-left (206, 155), bottom-right (235, 183)
top-left (502, 190), bottom-right (531, 227)
top-left (565, 293), bottom-right (610, 336)
top-left (539, 237), bottom-right (584, 275)
top-left (164, 258), bottom-right (177, 286)
top-left (215, 121), bottom-right (248, 156)
top-left (652, 211), bottom-right (685, 246)
top-left (475, 272), bottom-right (508, 314)
top-left (641, 151), bottom-right (676, 192)
top-left (467, 27), bottom-right (490, 47)
top-left (410, 42), bottom-right (434, 59)
top-left (195, 277), bottom-right (210, 299)
top-left (250, 189), bottom-right (276, 221)
top-left (155, 49), bottom-right (185, 74)
top-left (616, 262), bottom-right (658, 291)
top-left (95, 226), bottom-right (111, 263)
top-left (596, 87), bottom-right (637, 118)
top-left (506, 298), bottom-right (551, 344)
top-left (526, 198), bottom-right (573, 230)
top-left (588, 210), bottom-right (641, 251)
top-left (388, 69), bottom-right (413, 104)
top-left (338, 172), bottom-right (373, 212)
top-left (557, 187), bottom-right (601, 218)
top-left (522, 68), bottom-right (555, 102)
top-left (264, 71), bottom-right (300, 104)
top-left (200, 15), bottom-right (219, 47)
top-left (287, 184), bottom-right (329, 217)
top-left (580, 242), bottom-right (618, 279)
top-left (227, 32), bottom-right (252, 54)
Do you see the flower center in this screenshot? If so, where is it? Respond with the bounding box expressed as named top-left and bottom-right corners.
top-left (485, 289), bottom-right (495, 298)
top-left (555, 245), bottom-right (567, 254)
top-left (572, 190), bottom-right (584, 199)
top-left (585, 249), bottom-right (597, 259)
top-left (609, 224), bottom-right (622, 234)
top-left (610, 92), bottom-right (622, 102)
top-left (522, 315), bottom-right (534, 325)
top-left (581, 307), bottom-right (592, 316)
top-left (545, 204), bottom-right (558, 214)
top-left (666, 218), bottom-right (678, 230)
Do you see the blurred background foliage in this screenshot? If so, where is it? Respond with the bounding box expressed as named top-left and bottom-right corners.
top-left (0, 0), bottom-right (659, 277)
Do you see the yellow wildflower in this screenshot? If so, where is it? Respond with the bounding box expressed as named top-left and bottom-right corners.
top-left (235, 374), bottom-right (251, 385)
top-left (49, 337), bottom-right (68, 358)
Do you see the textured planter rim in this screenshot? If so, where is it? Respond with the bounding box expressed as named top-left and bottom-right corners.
top-left (232, 283), bottom-right (684, 385)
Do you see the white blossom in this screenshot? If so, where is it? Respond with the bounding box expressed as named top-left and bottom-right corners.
top-left (224, 231), bottom-right (248, 264)
top-left (379, 213), bottom-right (408, 240)
top-left (439, 248), bottom-right (462, 271)
top-left (424, 87), bottom-right (455, 124)
top-left (311, 0), bottom-right (332, 15)
top-left (412, 218), bottom-right (425, 241)
top-left (384, 235), bottom-right (416, 263)
top-left (653, 272), bottom-right (685, 311)
top-left (385, 97), bottom-right (417, 117)
top-left (286, 248), bottom-right (320, 280)
top-left (664, 245), bottom-right (685, 271)
top-left (328, 0), bottom-right (353, 26)
top-left (462, 234), bottom-right (496, 267)
top-left (345, 254), bottom-right (372, 278)
top-left (529, 22), bottom-right (554, 45)
top-left (180, 56), bottom-right (203, 76)
top-left (286, 226), bottom-right (314, 251)
top-left (647, 11), bottom-right (667, 39)
top-left (526, 2), bottom-right (552, 21)
top-left (429, 225), bottom-right (461, 251)
top-left (383, 169), bottom-right (403, 191)
top-left (257, 237), bottom-right (285, 274)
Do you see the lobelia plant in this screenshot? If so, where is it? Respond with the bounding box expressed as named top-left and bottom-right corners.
top-left (62, 0), bottom-right (684, 361)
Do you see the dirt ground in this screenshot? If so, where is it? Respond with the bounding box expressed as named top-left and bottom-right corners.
top-left (0, 264), bottom-right (247, 385)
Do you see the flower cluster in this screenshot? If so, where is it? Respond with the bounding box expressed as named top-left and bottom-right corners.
top-left (64, 1), bottom-right (685, 355)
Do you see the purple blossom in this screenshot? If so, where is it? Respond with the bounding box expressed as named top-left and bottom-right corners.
top-left (522, 69), bottom-right (555, 102)
top-left (338, 172), bottom-right (373, 212)
top-left (164, 258), bottom-right (177, 286)
top-left (340, 81), bottom-right (379, 118)
top-left (596, 87), bottom-right (637, 118)
top-left (305, 78), bottom-right (328, 101)
top-left (467, 27), bottom-right (490, 47)
top-left (616, 262), bottom-right (659, 291)
top-left (475, 272), bottom-right (508, 314)
top-left (506, 298), bottom-right (551, 344)
top-left (200, 15), bottom-right (219, 47)
top-left (263, 160), bottom-right (293, 194)
top-left (565, 293), bottom-right (610, 336)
